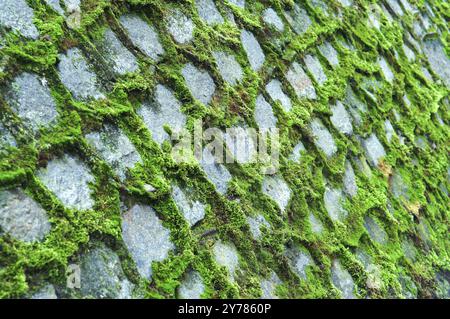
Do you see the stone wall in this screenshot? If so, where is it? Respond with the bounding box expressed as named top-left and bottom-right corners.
top-left (0, 0), bottom-right (448, 299)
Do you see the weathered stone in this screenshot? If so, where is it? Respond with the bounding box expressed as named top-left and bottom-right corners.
top-left (122, 204), bottom-right (174, 279)
top-left (31, 284), bottom-right (57, 299)
top-left (330, 101), bottom-right (353, 135)
top-left (99, 28), bottom-right (139, 75)
top-left (178, 270), bottom-right (205, 299)
top-left (172, 185), bottom-right (205, 227)
top-left (286, 247), bottom-right (313, 280)
top-left (45, 0), bottom-right (65, 15)
top-left (337, 0), bottom-right (353, 7)
top-left (254, 94), bottom-right (277, 133)
top-left (421, 66), bottom-right (433, 82)
top-left (85, 124), bottom-right (142, 181)
top-left (422, 38), bottom-right (450, 88)
top-left (58, 48), bottom-right (104, 101)
top-left (403, 43), bottom-right (415, 62)
top-left (213, 241), bottom-right (239, 280)
top-left (343, 160), bottom-right (357, 198)
top-left (262, 175), bottom-right (291, 211)
top-left (5, 72), bottom-right (58, 133)
top-left (182, 63), bottom-right (216, 105)
top-left (380, 4), bottom-right (394, 22)
top-left (390, 171), bottom-right (409, 200)
top-left (260, 271), bottom-right (281, 299)
top-left (262, 8), bottom-right (284, 32)
top-left (398, 272), bottom-right (417, 299)
top-left (331, 259), bottom-right (356, 299)
top-left (378, 57), bottom-right (395, 83)
top-left (402, 240), bottom-right (417, 261)
top-left (265, 79), bottom-right (292, 112)
top-left (318, 42), bottom-right (339, 67)
top-left (324, 187), bottom-right (348, 222)
top-left (384, 119), bottom-right (395, 143)
top-left (0, 0), bottom-right (39, 39)
top-left (355, 249), bottom-right (383, 290)
top-left (286, 62), bottom-right (317, 100)
top-left (241, 30), bottom-right (265, 72)
top-left (310, 118), bottom-right (337, 158)
top-left (434, 271), bottom-right (450, 299)
top-left (309, 213), bottom-right (323, 234)
top-left (247, 214), bottom-right (270, 240)
top-left (195, 0), bottom-right (224, 25)
top-left (138, 84), bottom-right (186, 145)
top-left (200, 147), bottom-right (232, 195)
top-left (344, 86), bottom-right (367, 126)
top-left (0, 188), bottom-right (51, 243)
top-left (364, 216), bottom-right (387, 245)
top-left (368, 5), bottom-right (382, 30)
top-left (0, 122), bottom-right (15, 151)
top-left (80, 244), bottom-right (134, 299)
top-left (167, 9), bottom-right (194, 45)
top-left (119, 14), bottom-right (165, 61)
top-left (304, 55), bottom-right (327, 85)
top-left (64, 0), bottom-right (81, 30)
top-left (386, 0), bottom-right (404, 17)
top-left (362, 133), bottom-right (386, 167)
top-left (228, 0), bottom-right (245, 8)
top-left (284, 4), bottom-right (312, 35)
top-left (289, 141), bottom-right (305, 163)
top-left (224, 126), bottom-right (257, 164)
top-left (37, 154), bottom-right (95, 211)
top-left (213, 51), bottom-right (243, 86)
top-left (399, 0), bottom-right (415, 12)
top-left (310, 0), bottom-right (330, 16)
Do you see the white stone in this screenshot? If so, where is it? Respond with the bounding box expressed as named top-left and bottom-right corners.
top-left (138, 84), bottom-right (186, 144)
top-left (309, 213), bottom-right (323, 234)
top-left (122, 204), bottom-right (174, 279)
top-left (318, 42), bottom-right (339, 67)
top-left (378, 56), bottom-right (395, 83)
top-left (402, 43), bottom-right (415, 62)
top-left (324, 187), bottom-right (347, 222)
top-left (289, 141), bottom-right (305, 163)
top-left (310, 118), bottom-right (337, 158)
top-left (213, 241), bottom-right (239, 280)
top-left (213, 51), bottom-right (243, 86)
top-left (286, 247), bottom-right (313, 280)
top-left (224, 126), bottom-right (257, 164)
top-left (262, 8), bottom-right (284, 32)
top-left (0, 188), bottom-right (51, 243)
top-left (167, 9), bottom-right (194, 45)
top-left (247, 214), bottom-right (270, 240)
top-left (182, 63), bottom-right (216, 105)
top-left (254, 95), bottom-right (277, 133)
top-left (422, 38), bottom-right (450, 88)
top-left (100, 28), bottom-right (139, 75)
top-left (331, 259), bottom-right (356, 299)
top-left (45, 0), bottom-right (64, 15)
top-left (172, 185), bottom-right (205, 227)
top-left (241, 30), bottom-right (265, 71)
top-left (265, 79), bottom-right (292, 112)
top-left (119, 14), bottom-right (165, 61)
top-left (260, 272), bottom-right (281, 299)
top-left (85, 124), bottom-right (142, 181)
top-left (37, 154), bottom-right (95, 210)
top-left (228, 0), bottom-right (245, 8)
top-left (286, 62), bottom-right (317, 100)
top-left (330, 101), bottom-right (353, 135)
top-left (344, 86), bottom-right (367, 126)
top-left (200, 147), bottom-right (232, 195)
top-left (386, 0), bottom-right (404, 17)
top-left (384, 119), bottom-right (395, 143)
top-left (304, 55), bottom-right (327, 85)
top-left (178, 270), bottom-right (205, 299)
top-left (362, 133), bottom-right (386, 167)
top-left (5, 72), bottom-right (58, 133)
top-left (262, 175), bottom-right (291, 211)
top-left (284, 4), bottom-right (312, 35)
top-left (80, 244), bottom-right (134, 298)
top-left (58, 48), bottom-right (104, 101)
top-left (364, 216), bottom-right (387, 245)
top-left (0, 0), bottom-right (39, 39)
top-left (343, 160), bottom-right (357, 198)
top-left (31, 284), bottom-right (57, 299)
top-left (195, 0), bottom-right (224, 25)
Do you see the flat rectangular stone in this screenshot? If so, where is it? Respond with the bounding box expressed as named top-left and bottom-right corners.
top-left (284, 4), bottom-right (312, 35)
top-left (310, 118), bottom-right (337, 157)
top-left (0, 0), bottom-right (39, 39)
top-left (286, 62), bottom-right (317, 100)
